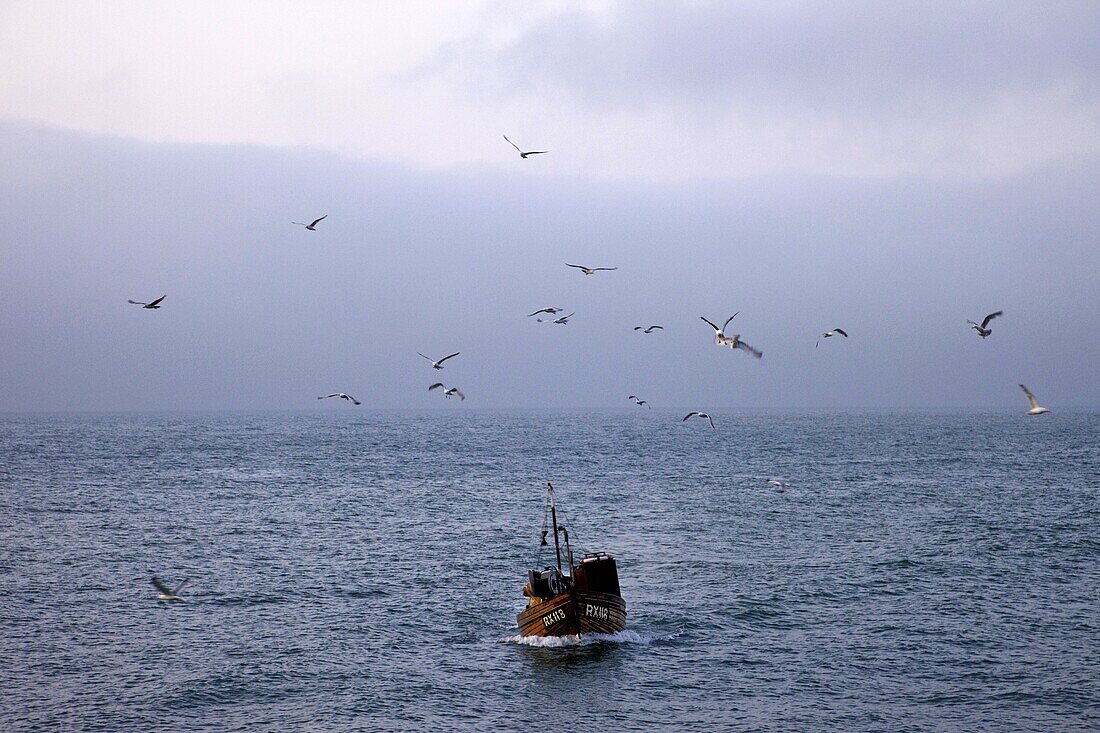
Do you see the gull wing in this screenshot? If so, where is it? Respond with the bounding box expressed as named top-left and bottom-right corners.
top-left (682, 412), bottom-right (699, 421)
top-left (700, 316), bottom-right (720, 332)
top-left (502, 134), bottom-right (524, 153)
top-left (981, 311), bottom-right (1003, 328)
top-left (172, 578), bottom-right (190, 594)
top-left (437, 352), bottom-right (460, 365)
top-left (428, 383), bottom-right (444, 391)
top-left (346, 395), bottom-right (361, 405)
top-left (1019, 384), bottom-right (1040, 409)
top-left (723, 313), bottom-right (739, 330)
top-left (151, 577), bottom-right (172, 594)
top-left (633, 326), bottom-right (643, 330)
top-left (417, 352), bottom-right (434, 362)
top-left (309, 215), bottom-right (327, 228)
top-left (737, 341), bottom-right (763, 359)
top-left (524, 151), bottom-right (548, 155)
top-left (592, 267), bottom-right (617, 271)
top-left (647, 325), bottom-right (664, 332)
top-left (128, 300), bottom-right (147, 306)
top-left (530, 308), bottom-right (554, 317)
top-left (707, 415), bottom-right (715, 429)
top-left (452, 389), bottom-right (466, 401)
top-left (833, 328), bottom-right (848, 337)
top-left (967, 320), bottom-right (980, 328)
top-left (565, 263), bottom-right (588, 270)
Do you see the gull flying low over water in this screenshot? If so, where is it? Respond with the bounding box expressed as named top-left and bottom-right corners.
top-left (429, 383), bottom-right (466, 401)
top-left (128, 295), bottom-right (166, 309)
top-left (968, 311), bottom-right (1003, 339)
top-left (538, 311), bottom-right (574, 324)
top-left (318, 393), bottom-right (361, 405)
top-left (567, 263), bottom-right (618, 276)
top-left (292, 214), bottom-right (327, 231)
top-left (418, 352), bottom-right (460, 370)
top-left (528, 307), bottom-right (564, 317)
top-left (634, 325), bottom-right (664, 333)
top-left (816, 328), bottom-right (848, 347)
top-left (503, 135), bottom-right (548, 159)
top-left (151, 576), bottom-right (188, 602)
top-left (683, 411), bottom-right (715, 429)
top-left (768, 479), bottom-right (793, 492)
top-left (628, 395), bottom-right (651, 409)
top-left (700, 315), bottom-right (762, 358)
top-left (1019, 384), bottom-right (1050, 415)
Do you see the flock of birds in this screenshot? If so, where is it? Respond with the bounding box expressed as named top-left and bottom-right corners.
top-left (130, 137), bottom-right (1052, 599)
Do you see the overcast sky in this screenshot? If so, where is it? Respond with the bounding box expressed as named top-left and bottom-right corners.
top-left (1, 1), bottom-right (1098, 410)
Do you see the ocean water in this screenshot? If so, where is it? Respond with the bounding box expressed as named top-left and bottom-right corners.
top-left (1, 410), bottom-right (1097, 732)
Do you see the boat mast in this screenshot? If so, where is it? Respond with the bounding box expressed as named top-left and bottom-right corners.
top-left (548, 482), bottom-right (563, 573)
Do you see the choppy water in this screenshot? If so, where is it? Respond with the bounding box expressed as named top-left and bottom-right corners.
top-left (1, 411), bottom-right (1097, 732)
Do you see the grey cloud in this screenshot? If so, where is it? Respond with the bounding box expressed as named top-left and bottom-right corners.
top-left (482, 1), bottom-right (1100, 113)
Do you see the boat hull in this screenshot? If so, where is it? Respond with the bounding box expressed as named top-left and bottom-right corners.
top-left (516, 590), bottom-right (627, 637)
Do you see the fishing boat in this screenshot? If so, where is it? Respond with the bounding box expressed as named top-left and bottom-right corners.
top-left (516, 483), bottom-right (627, 637)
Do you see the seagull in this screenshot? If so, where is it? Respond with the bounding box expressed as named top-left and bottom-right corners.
top-left (768, 479), bottom-right (792, 492)
top-left (292, 214), bottom-right (327, 231)
top-left (968, 311), bottom-right (1003, 339)
top-left (503, 135), bottom-right (548, 158)
top-left (628, 395), bottom-right (651, 409)
top-left (151, 576), bottom-right (188, 602)
top-left (566, 263), bottom-right (617, 275)
top-left (634, 325), bottom-right (664, 333)
top-left (538, 311), bottom-right (574, 324)
top-left (128, 295), bottom-right (166, 309)
top-left (528, 307), bottom-right (564, 317)
top-left (429, 383), bottom-right (466, 401)
top-left (816, 328), bottom-right (849, 347)
top-left (1019, 384), bottom-right (1050, 415)
top-left (318, 393), bottom-right (361, 405)
top-left (701, 315), bottom-right (762, 358)
top-left (683, 411), bottom-right (715, 429)
top-left (418, 352), bottom-right (460, 370)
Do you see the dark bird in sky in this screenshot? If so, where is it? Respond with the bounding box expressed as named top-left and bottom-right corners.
top-left (128, 295), bottom-right (166, 309)
top-left (968, 311), bottom-right (1003, 339)
top-left (1019, 384), bottom-right (1050, 415)
top-left (418, 352), bottom-right (460, 370)
top-left (429, 383), bottom-right (466, 401)
top-left (634, 325), bottom-right (664, 333)
top-left (816, 328), bottom-right (849, 347)
top-left (538, 311), bottom-right (574, 324)
top-left (292, 214), bottom-right (327, 231)
top-left (318, 393), bottom-right (361, 405)
top-left (528, 307), bottom-right (564, 317)
top-left (701, 314), bottom-right (762, 358)
top-left (683, 411), bottom-right (716, 429)
top-left (566, 263), bottom-right (617, 275)
top-left (503, 134), bottom-right (548, 158)
top-left (151, 576), bottom-right (188, 602)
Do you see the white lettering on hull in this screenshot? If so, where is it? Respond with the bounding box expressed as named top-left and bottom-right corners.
top-left (584, 604), bottom-right (609, 621)
top-left (541, 609), bottom-right (567, 628)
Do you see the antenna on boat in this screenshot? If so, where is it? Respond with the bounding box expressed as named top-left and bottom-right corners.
top-left (547, 483), bottom-right (563, 573)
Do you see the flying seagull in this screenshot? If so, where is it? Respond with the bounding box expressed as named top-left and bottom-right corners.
top-left (538, 311), bottom-right (574, 324)
top-left (503, 135), bottom-right (548, 158)
top-left (628, 395), bottom-right (651, 409)
top-left (528, 307), bottom-right (564, 317)
top-left (418, 352), bottom-right (460, 370)
top-left (292, 214), bottom-right (327, 231)
top-left (1019, 384), bottom-right (1050, 415)
top-left (128, 295), bottom-right (166, 309)
top-left (768, 479), bottom-right (792, 492)
top-left (683, 411), bottom-right (715, 429)
top-left (318, 393), bottom-right (361, 405)
top-left (429, 383), bottom-right (466, 401)
top-left (634, 325), bottom-right (664, 333)
top-left (566, 263), bottom-right (617, 275)
top-left (816, 328), bottom-right (849, 347)
top-left (968, 311), bottom-right (1003, 339)
top-left (151, 576), bottom-right (188, 602)
top-left (700, 315), bottom-right (762, 358)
